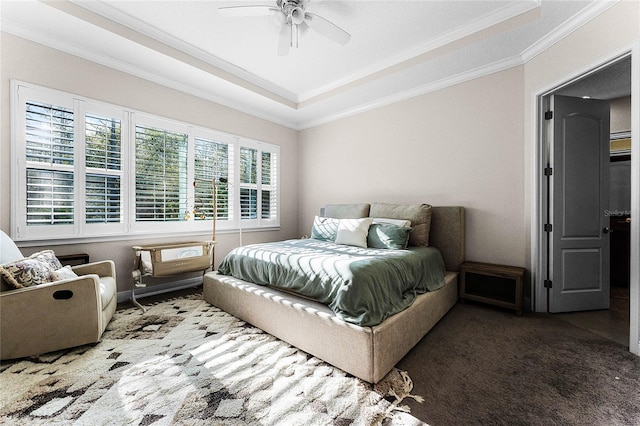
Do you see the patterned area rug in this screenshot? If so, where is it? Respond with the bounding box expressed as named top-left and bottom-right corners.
top-left (0, 295), bottom-right (425, 425)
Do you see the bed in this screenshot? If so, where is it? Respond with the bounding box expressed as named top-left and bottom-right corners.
top-left (203, 203), bottom-right (464, 383)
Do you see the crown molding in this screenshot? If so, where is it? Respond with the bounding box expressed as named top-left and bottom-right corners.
top-left (3, 0), bottom-right (618, 132)
top-left (298, 0), bottom-right (540, 103)
top-left (70, 0), bottom-right (539, 107)
top-left (35, 0), bottom-right (295, 110)
top-left (1, 23), bottom-right (299, 130)
top-left (521, 0), bottom-right (618, 63)
top-left (71, 0), bottom-right (299, 104)
top-left (4, 16), bottom-right (524, 132)
top-left (298, 55), bottom-right (524, 130)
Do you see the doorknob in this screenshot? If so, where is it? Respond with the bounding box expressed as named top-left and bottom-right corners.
top-left (603, 227), bottom-right (612, 234)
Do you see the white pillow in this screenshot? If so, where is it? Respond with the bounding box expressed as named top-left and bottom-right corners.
top-left (371, 217), bottom-right (411, 228)
top-left (50, 265), bottom-right (78, 281)
top-left (335, 218), bottom-right (373, 248)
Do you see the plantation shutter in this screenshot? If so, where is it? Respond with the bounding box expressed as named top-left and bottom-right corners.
top-left (135, 125), bottom-right (188, 222)
top-left (240, 147), bottom-right (258, 219)
top-left (85, 113), bottom-right (122, 223)
top-left (261, 151), bottom-right (277, 220)
top-left (14, 83), bottom-right (280, 240)
top-left (194, 137), bottom-right (230, 220)
top-left (25, 101), bottom-right (75, 226)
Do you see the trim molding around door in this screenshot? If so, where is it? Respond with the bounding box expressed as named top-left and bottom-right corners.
top-left (629, 41), bottom-right (640, 356)
top-left (530, 42), bottom-right (640, 356)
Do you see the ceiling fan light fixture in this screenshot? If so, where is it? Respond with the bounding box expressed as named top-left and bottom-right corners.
top-left (219, 0), bottom-right (350, 54)
top-left (290, 6), bottom-right (305, 25)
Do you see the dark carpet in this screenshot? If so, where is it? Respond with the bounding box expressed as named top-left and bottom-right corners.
top-left (397, 302), bottom-right (640, 426)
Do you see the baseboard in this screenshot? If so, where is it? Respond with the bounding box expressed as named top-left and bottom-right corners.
top-left (116, 277), bottom-right (203, 304)
top-left (524, 296), bottom-right (532, 312)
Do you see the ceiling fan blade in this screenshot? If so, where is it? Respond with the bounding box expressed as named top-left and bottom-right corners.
top-left (298, 20), bottom-right (310, 38)
top-left (277, 24), bottom-right (290, 56)
top-left (218, 5), bottom-right (275, 17)
top-left (270, 9), bottom-right (287, 26)
top-left (305, 12), bottom-right (351, 45)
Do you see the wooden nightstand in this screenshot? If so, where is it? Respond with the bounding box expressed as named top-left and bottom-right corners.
top-left (460, 261), bottom-right (525, 315)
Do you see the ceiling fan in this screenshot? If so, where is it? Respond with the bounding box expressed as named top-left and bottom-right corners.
top-left (218, 0), bottom-right (351, 55)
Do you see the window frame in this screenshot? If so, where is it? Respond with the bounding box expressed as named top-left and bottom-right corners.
top-left (17, 88), bottom-right (76, 239)
top-left (84, 108), bottom-right (126, 228)
top-left (236, 139), bottom-right (280, 230)
top-left (11, 81), bottom-right (281, 242)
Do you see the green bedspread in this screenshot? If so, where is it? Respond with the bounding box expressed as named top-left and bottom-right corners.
top-left (217, 239), bottom-right (446, 326)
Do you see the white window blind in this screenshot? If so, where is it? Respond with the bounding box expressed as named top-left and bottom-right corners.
top-left (135, 125), bottom-right (188, 222)
top-left (85, 174), bottom-right (121, 223)
top-left (25, 101), bottom-right (75, 226)
top-left (25, 101), bottom-right (74, 166)
top-left (26, 169), bottom-right (75, 226)
top-left (261, 151), bottom-right (277, 220)
top-left (85, 112), bottom-right (122, 224)
top-left (12, 81), bottom-right (280, 241)
top-left (240, 146), bottom-right (258, 219)
top-left (237, 143), bottom-right (279, 226)
top-left (194, 137), bottom-right (230, 221)
top-left (85, 113), bottom-right (121, 169)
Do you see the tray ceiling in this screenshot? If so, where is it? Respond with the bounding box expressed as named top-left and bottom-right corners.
top-left (2, 0), bottom-right (611, 129)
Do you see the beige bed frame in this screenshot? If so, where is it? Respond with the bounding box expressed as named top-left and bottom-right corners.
top-left (203, 206), bottom-right (465, 383)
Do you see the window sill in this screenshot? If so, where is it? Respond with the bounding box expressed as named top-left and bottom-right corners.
top-left (14, 227), bottom-right (281, 248)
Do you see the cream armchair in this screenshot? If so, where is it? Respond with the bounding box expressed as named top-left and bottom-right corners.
top-left (0, 231), bottom-right (117, 360)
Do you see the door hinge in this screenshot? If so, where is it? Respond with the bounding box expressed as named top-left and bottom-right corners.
top-left (544, 223), bottom-right (552, 232)
top-left (545, 111), bottom-right (553, 120)
top-left (544, 279), bottom-right (553, 289)
top-left (544, 167), bottom-right (553, 176)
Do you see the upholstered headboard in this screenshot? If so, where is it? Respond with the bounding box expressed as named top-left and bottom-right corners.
top-left (429, 206), bottom-right (465, 272)
top-left (319, 203), bottom-right (465, 272)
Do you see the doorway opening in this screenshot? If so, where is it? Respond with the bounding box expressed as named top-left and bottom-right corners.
top-left (533, 52), bottom-right (637, 353)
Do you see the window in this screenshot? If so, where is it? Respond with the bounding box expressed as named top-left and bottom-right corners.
top-left (85, 112), bottom-right (122, 224)
top-left (25, 101), bottom-right (75, 227)
top-left (194, 137), bottom-right (230, 221)
top-left (135, 125), bottom-right (188, 222)
top-left (261, 151), bottom-right (277, 220)
top-left (238, 143), bottom-right (278, 228)
top-left (240, 147), bottom-right (258, 220)
top-left (12, 82), bottom-right (280, 241)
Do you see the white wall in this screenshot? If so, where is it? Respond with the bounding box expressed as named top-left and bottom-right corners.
top-left (298, 1), bottom-right (640, 314)
top-left (298, 66), bottom-right (526, 268)
top-left (0, 33), bottom-right (299, 294)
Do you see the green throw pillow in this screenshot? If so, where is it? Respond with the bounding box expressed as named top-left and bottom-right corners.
top-left (310, 216), bottom-right (340, 241)
top-left (367, 223), bottom-right (412, 249)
